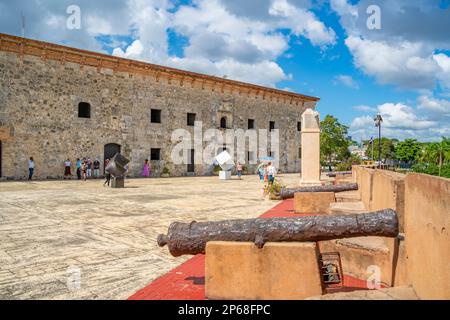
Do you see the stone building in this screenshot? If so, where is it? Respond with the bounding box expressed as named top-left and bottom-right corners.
top-left (0, 33), bottom-right (319, 179)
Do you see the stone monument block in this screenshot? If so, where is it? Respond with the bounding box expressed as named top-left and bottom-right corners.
top-left (205, 242), bottom-right (323, 300)
top-left (294, 192), bottom-right (336, 214)
top-left (300, 109), bottom-right (321, 186)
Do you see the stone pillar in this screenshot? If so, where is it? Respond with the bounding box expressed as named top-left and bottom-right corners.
top-left (300, 108), bottom-right (321, 186)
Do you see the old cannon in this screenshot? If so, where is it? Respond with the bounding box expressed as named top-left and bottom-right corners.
top-left (279, 183), bottom-right (359, 200)
top-left (158, 209), bottom-right (399, 257)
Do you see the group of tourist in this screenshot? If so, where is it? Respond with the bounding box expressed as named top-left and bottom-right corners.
top-left (258, 162), bottom-right (277, 185)
top-left (63, 158), bottom-right (102, 181)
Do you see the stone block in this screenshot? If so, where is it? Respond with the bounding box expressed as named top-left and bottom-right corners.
top-left (111, 177), bottom-right (124, 188)
top-left (205, 242), bottom-right (323, 300)
top-left (294, 192), bottom-right (335, 214)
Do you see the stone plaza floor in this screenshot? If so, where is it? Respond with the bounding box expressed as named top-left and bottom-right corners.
top-left (0, 174), bottom-right (301, 300)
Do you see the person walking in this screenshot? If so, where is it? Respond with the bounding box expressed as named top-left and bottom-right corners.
top-left (142, 159), bottom-right (150, 178)
top-left (104, 159), bottom-right (111, 187)
top-left (93, 158), bottom-right (100, 179)
top-left (263, 164), bottom-right (269, 183)
top-left (81, 160), bottom-right (87, 182)
top-left (76, 158), bottom-right (82, 180)
top-left (28, 157), bottom-right (35, 180)
top-left (86, 158), bottom-right (92, 178)
top-left (258, 164), bottom-right (265, 181)
top-left (267, 162), bottom-right (276, 185)
top-left (236, 162), bottom-right (243, 180)
top-left (64, 159), bottom-right (72, 179)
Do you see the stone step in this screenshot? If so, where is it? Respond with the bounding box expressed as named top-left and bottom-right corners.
top-left (306, 286), bottom-right (419, 300)
top-left (329, 201), bottom-right (368, 215)
top-left (335, 191), bottom-right (360, 203)
top-left (319, 236), bottom-right (394, 286)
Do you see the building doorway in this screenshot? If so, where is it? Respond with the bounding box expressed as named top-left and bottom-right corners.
top-left (187, 149), bottom-right (195, 173)
top-left (104, 143), bottom-right (121, 171)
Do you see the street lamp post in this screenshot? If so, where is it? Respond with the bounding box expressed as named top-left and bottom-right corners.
top-left (374, 115), bottom-right (383, 169)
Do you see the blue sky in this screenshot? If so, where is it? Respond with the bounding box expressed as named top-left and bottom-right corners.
top-left (0, 0), bottom-right (449, 142)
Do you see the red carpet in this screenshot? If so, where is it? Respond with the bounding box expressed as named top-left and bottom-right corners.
top-left (129, 199), bottom-right (377, 300)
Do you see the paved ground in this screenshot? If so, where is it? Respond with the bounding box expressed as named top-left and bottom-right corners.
top-left (0, 174), bottom-right (301, 300)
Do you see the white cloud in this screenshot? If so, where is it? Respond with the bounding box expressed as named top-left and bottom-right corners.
top-left (331, 1), bottom-right (450, 92)
top-left (417, 95), bottom-right (450, 118)
top-left (112, 40), bottom-right (144, 59)
top-left (350, 115), bottom-right (373, 129)
top-left (345, 36), bottom-right (445, 90)
top-left (353, 105), bottom-right (376, 112)
top-left (334, 74), bottom-right (359, 89)
top-left (269, 0), bottom-right (336, 47)
top-left (330, 0), bottom-right (358, 18)
top-left (349, 100), bottom-right (450, 142)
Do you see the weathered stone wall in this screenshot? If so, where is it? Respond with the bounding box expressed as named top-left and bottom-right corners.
top-left (0, 35), bottom-right (317, 179)
top-left (370, 170), bottom-right (406, 232)
top-left (404, 173), bottom-right (450, 299)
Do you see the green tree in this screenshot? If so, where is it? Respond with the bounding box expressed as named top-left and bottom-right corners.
top-left (320, 115), bottom-right (350, 167)
top-left (419, 137), bottom-right (450, 177)
top-left (365, 138), bottom-right (396, 161)
top-left (395, 139), bottom-right (421, 162)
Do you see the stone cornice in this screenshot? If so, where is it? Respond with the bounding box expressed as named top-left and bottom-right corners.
top-left (0, 33), bottom-right (320, 105)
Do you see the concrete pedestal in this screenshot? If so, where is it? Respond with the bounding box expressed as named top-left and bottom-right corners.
top-left (219, 171), bottom-right (232, 180)
top-left (111, 177), bottom-right (125, 188)
top-left (205, 242), bottom-right (323, 300)
top-left (294, 192), bottom-right (335, 214)
top-left (300, 108), bottom-right (322, 186)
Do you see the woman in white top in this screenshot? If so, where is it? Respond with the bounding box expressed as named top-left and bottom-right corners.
top-left (64, 159), bottom-right (72, 179)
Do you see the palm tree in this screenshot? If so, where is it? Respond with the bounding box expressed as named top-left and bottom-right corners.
top-left (421, 137), bottom-right (450, 176)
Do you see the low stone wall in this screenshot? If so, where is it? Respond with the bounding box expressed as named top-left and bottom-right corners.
top-left (352, 166), bottom-right (374, 209)
top-left (370, 170), bottom-right (406, 232)
top-left (404, 173), bottom-right (450, 299)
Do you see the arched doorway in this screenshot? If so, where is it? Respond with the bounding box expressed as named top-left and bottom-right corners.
top-left (220, 117), bottom-right (227, 129)
top-left (104, 143), bottom-right (121, 167)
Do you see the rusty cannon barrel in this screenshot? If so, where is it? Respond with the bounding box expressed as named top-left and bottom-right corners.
top-left (158, 209), bottom-right (399, 257)
top-left (279, 183), bottom-right (358, 200)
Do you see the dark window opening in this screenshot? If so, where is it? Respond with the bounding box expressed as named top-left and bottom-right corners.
top-left (220, 117), bottom-right (227, 129)
top-left (299, 147), bottom-right (302, 158)
top-left (151, 148), bottom-right (161, 161)
top-left (78, 102), bottom-right (91, 118)
top-left (187, 113), bottom-right (196, 126)
top-left (270, 121), bottom-right (275, 132)
top-left (297, 122), bottom-right (302, 132)
top-left (248, 119), bottom-right (255, 130)
top-left (151, 109), bottom-right (162, 123)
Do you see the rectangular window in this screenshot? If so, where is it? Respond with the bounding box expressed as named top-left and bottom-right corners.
top-left (248, 119), bottom-right (255, 130)
top-left (297, 122), bottom-right (302, 132)
top-left (78, 102), bottom-right (91, 118)
top-left (270, 121), bottom-right (275, 132)
top-left (187, 113), bottom-right (196, 126)
top-left (151, 148), bottom-right (161, 161)
top-left (299, 147), bottom-right (302, 158)
top-left (151, 109), bottom-right (162, 123)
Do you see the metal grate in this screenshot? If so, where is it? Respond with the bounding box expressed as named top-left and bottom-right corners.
top-left (319, 252), bottom-right (344, 292)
